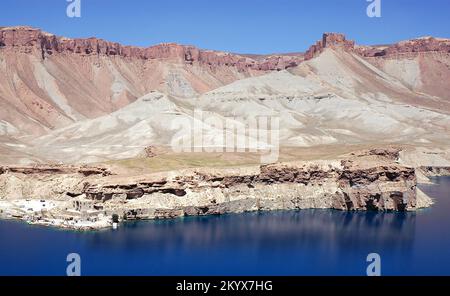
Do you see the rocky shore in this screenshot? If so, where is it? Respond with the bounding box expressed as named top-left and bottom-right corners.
top-left (0, 148), bottom-right (435, 230)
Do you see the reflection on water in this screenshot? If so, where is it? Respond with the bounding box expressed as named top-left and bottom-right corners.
top-left (0, 177), bottom-right (449, 275)
top-left (86, 210), bottom-right (415, 254)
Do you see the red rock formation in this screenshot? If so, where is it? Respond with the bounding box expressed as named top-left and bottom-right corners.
top-left (0, 26), bottom-right (303, 71)
top-left (356, 37), bottom-right (450, 58)
top-left (304, 33), bottom-right (355, 60)
top-left (354, 37), bottom-right (450, 101)
top-left (304, 33), bottom-right (450, 60)
top-left (0, 26), bottom-right (304, 136)
top-left (2, 27), bottom-right (448, 72)
top-left (1, 26), bottom-right (449, 139)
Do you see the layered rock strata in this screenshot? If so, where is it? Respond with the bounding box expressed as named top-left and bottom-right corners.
top-left (304, 32), bottom-right (450, 60)
top-left (0, 150), bottom-right (432, 230)
top-left (356, 37), bottom-right (450, 58)
top-left (82, 160), bottom-right (418, 221)
top-left (0, 26), bottom-right (303, 71)
top-left (419, 166), bottom-right (450, 177)
top-left (304, 33), bottom-right (356, 60)
top-left (0, 165), bottom-right (111, 176)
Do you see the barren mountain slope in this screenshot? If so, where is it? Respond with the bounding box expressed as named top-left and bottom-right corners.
top-left (1, 29), bottom-right (450, 165)
top-left (356, 37), bottom-right (450, 101)
top-left (198, 48), bottom-right (450, 146)
top-left (0, 26), bottom-right (303, 136)
top-left (9, 47), bottom-right (448, 164)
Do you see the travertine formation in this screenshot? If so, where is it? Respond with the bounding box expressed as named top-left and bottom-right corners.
top-left (0, 149), bottom-right (433, 230)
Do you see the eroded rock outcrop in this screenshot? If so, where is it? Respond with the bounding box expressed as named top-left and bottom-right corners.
top-left (356, 37), bottom-right (450, 58)
top-left (0, 165), bottom-right (111, 176)
top-left (0, 26), bottom-right (303, 71)
top-left (74, 150), bottom-right (422, 223)
top-left (304, 33), bottom-right (355, 60)
top-left (0, 148), bottom-right (435, 229)
top-left (303, 33), bottom-right (450, 60)
top-left (419, 166), bottom-right (450, 177)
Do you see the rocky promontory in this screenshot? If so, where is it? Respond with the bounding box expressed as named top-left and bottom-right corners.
top-left (0, 148), bottom-right (434, 230)
top-left (304, 33), bottom-right (356, 60)
top-left (303, 32), bottom-right (450, 60)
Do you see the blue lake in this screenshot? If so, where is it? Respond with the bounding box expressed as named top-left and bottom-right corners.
top-left (0, 177), bottom-right (449, 275)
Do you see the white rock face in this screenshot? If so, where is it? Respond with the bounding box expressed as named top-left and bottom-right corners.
top-left (0, 48), bottom-right (443, 164)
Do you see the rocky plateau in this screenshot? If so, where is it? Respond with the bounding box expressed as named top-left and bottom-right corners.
top-left (0, 148), bottom-right (435, 230)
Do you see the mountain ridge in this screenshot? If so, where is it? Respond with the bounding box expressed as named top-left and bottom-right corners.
top-left (0, 26), bottom-right (304, 71)
top-left (1, 26), bottom-right (450, 164)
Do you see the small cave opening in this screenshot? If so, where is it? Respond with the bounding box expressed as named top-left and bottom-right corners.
top-left (198, 206), bottom-right (209, 214)
top-left (66, 192), bottom-right (82, 198)
top-left (345, 200), bottom-right (354, 210)
top-left (161, 189), bottom-right (187, 197)
top-left (126, 189), bottom-right (145, 200)
top-left (385, 172), bottom-right (400, 181)
top-left (365, 194), bottom-right (381, 211)
top-left (390, 192), bottom-right (407, 212)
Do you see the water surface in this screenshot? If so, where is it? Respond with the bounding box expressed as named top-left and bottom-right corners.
top-left (0, 177), bottom-right (449, 275)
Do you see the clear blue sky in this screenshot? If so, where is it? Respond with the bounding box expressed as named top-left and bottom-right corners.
top-left (2, 0), bottom-right (450, 54)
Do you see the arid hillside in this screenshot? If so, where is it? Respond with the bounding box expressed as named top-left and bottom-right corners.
top-left (0, 27), bottom-right (449, 165)
top-left (0, 26), bottom-right (303, 136)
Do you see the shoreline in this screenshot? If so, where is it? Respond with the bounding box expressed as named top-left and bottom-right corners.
top-left (0, 147), bottom-right (442, 231)
top-left (0, 197), bottom-right (437, 231)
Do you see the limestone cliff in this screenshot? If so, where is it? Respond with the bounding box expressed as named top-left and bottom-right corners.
top-left (0, 149), bottom-right (433, 230)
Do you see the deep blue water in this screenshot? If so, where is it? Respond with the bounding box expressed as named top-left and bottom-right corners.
top-left (0, 177), bottom-right (449, 276)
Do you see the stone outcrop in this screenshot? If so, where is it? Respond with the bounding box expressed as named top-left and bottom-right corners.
top-left (350, 147), bottom-right (401, 161)
top-left (3, 27), bottom-right (448, 65)
top-left (419, 166), bottom-right (450, 177)
top-left (0, 165), bottom-right (111, 176)
top-left (0, 26), bottom-right (303, 71)
top-left (356, 37), bottom-right (450, 58)
top-left (304, 33), bottom-right (355, 60)
top-left (80, 161), bottom-right (417, 221)
top-left (0, 148), bottom-right (434, 229)
top-left (73, 149), bottom-right (421, 223)
top-left (303, 33), bottom-right (450, 60)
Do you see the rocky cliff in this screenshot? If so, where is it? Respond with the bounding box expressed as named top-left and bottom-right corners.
top-left (80, 158), bottom-right (418, 221)
top-left (302, 32), bottom-right (450, 102)
top-left (304, 33), bottom-right (450, 60)
top-left (0, 26), bottom-right (303, 71)
top-left (0, 149), bottom-right (432, 229)
top-left (355, 37), bottom-right (450, 58)
top-left (304, 33), bottom-right (355, 60)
